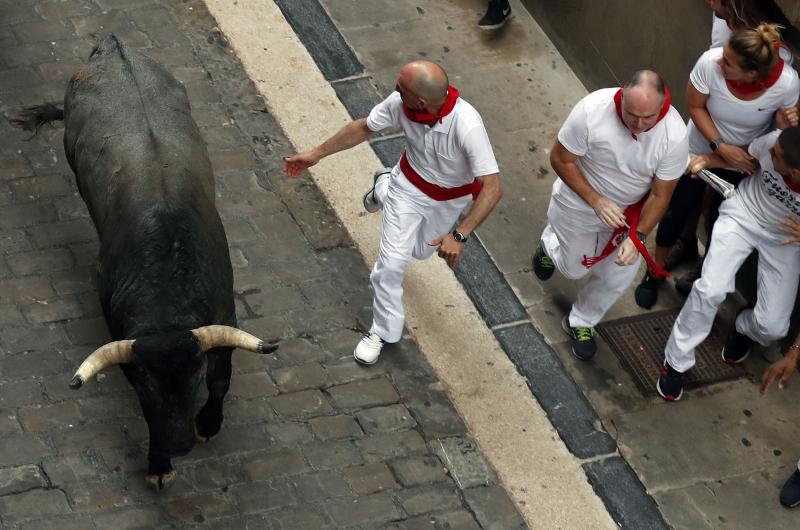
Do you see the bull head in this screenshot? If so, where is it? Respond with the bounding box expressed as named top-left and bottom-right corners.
top-left (69, 325), bottom-right (278, 389)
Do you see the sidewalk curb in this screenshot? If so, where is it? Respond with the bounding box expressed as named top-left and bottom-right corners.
top-left (272, 0), bottom-right (668, 527)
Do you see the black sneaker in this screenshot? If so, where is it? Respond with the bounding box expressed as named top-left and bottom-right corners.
top-left (634, 272), bottom-right (664, 309)
top-left (675, 259), bottom-right (703, 296)
top-left (656, 361), bottom-right (684, 401)
top-left (562, 316), bottom-right (597, 361)
top-left (532, 240), bottom-right (555, 281)
top-left (478, 0), bottom-right (511, 30)
top-left (721, 328), bottom-right (753, 365)
top-left (780, 469), bottom-right (800, 508)
top-left (663, 237), bottom-right (699, 271)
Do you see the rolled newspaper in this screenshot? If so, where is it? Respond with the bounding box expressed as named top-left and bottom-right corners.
top-left (695, 168), bottom-right (736, 199)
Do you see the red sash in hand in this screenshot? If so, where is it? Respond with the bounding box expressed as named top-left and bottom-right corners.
top-left (581, 195), bottom-right (669, 279)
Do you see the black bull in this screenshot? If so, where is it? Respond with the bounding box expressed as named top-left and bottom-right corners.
top-left (14, 35), bottom-right (278, 490)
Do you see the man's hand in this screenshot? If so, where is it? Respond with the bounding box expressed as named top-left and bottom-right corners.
top-left (760, 349), bottom-right (800, 394)
top-left (777, 106), bottom-right (799, 130)
top-left (428, 233), bottom-right (464, 269)
top-left (686, 153), bottom-right (708, 176)
top-left (615, 237), bottom-right (639, 266)
top-left (592, 196), bottom-right (626, 229)
top-left (779, 214), bottom-right (800, 245)
top-left (715, 143), bottom-right (755, 173)
top-left (283, 150), bottom-right (321, 177)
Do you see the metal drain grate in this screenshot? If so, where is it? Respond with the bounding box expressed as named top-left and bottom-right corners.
top-left (597, 309), bottom-right (745, 396)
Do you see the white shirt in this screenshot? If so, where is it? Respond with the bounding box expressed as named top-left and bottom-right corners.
top-left (731, 130), bottom-right (800, 241)
top-left (710, 15), bottom-right (730, 49)
top-left (687, 48), bottom-right (800, 154)
top-left (554, 88), bottom-right (689, 222)
top-left (366, 91), bottom-right (499, 191)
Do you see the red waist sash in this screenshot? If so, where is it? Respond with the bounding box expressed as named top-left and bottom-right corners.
top-left (399, 151), bottom-right (482, 201)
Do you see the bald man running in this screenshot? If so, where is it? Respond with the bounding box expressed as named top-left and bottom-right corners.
top-left (532, 70), bottom-right (689, 360)
top-left (284, 61), bottom-right (502, 364)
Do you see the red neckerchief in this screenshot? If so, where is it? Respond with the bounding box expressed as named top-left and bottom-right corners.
top-left (613, 85), bottom-right (672, 141)
top-left (402, 85), bottom-right (460, 126)
top-left (581, 194), bottom-right (670, 280)
top-left (727, 45), bottom-right (784, 95)
top-left (782, 172), bottom-right (800, 193)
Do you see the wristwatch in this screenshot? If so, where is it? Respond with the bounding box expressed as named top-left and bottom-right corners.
top-left (452, 230), bottom-right (469, 243)
top-left (709, 136), bottom-right (723, 152)
top-left (635, 231), bottom-right (647, 244)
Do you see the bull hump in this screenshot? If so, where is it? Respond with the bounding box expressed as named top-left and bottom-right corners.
top-left (72, 39), bottom-right (192, 141)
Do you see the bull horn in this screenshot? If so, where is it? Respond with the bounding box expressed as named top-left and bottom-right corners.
top-left (70, 339), bottom-right (134, 390)
top-left (192, 325), bottom-right (279, 354)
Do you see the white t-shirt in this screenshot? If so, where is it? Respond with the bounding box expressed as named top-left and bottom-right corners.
top-left (688, 48), bottom-right (800, 154)
top-left (554, 88), bottom-right (689, 222)
top-left (709, 16), bottom-right (794, 64)
top-left (366, 91), bottom-right (499, 192)
top-left (730, 130), bottom-right (800, 240)
top-left (710, 15), bottom-right (730, 49)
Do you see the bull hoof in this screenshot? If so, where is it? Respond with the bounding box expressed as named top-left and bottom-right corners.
top-left (195, 408), bottom-right (222, 441)
top-left (145, 470), bottom-right (177, 491)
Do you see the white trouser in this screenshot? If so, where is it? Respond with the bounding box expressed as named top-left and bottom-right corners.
top-left (542, 198), bottom-right (641, 328)
top-left (369, 171), bottom-right (468, 343)
top-left (665, 199), bottom-right (800, 372)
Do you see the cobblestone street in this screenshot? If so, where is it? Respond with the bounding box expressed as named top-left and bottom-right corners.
top-left (0, 1), bottom-right (526, 528)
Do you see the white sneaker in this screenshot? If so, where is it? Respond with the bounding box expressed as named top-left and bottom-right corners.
top-left (363, 168), bottom-right (391, 213)
top-left (353, 332), bottom-right (386, 365)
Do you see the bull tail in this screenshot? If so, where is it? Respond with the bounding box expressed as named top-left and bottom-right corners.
top-left (11, 103), bottom-right (65, 136)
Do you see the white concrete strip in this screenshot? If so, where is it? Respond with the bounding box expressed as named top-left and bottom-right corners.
top-left (203, 1), bottom-right (616, 527)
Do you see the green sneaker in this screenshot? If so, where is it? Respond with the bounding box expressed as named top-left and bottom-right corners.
top-left (532, 240), bottom-right (555, 280)
top-left (561, 317), bottom-right (597, 361)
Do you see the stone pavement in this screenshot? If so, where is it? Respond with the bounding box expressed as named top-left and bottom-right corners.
top-left (306, 0), bottom-right (800, 528)
top-left (0, 1), bottom-right (527, 528)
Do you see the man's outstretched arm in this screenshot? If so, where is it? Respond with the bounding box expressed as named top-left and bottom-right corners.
top-left (284, 118), bottom-right (373, 177)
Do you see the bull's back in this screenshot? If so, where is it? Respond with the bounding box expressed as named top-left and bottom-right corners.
top-left (63, 36), bottom-right (214, 230)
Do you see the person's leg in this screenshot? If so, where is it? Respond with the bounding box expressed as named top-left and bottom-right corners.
top-left (664, 214), bottom-right (754, 372)
top-left (478, 0), bottom-right (511, 29)
top-left (357, 185), bottom-right (424, 364)
top-left (654, 174), bottom-right (707, 262)
top-left (636, 175), bottom-right (706, 308)
top-left (539, 199), bottom-right (596, 281)
top-left (370, 200), bottom-right (423, 343)
top-left (657, 212), bottom-right (754, 400)
top-left (735, 241), bottom-right (800, 346)
top-left (779, 459), bottom-right (800, 508)
top-left (570, 252), bottom-right (641, 328)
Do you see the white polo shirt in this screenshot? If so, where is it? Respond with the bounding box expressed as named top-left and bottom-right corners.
top-left (554, 88), bottom-right (689, 223)
top-left (730, 130), bottom-right (800, 241)
top-left (687, 48), bottom-right (800, 155)
top-left (366, 91), bottom-right (499, 191)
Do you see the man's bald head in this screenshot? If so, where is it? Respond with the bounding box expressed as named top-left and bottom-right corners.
top-left (398, 61), bottom-right (449, 104)
top-left (620, 70), bottom-right (667, 134)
